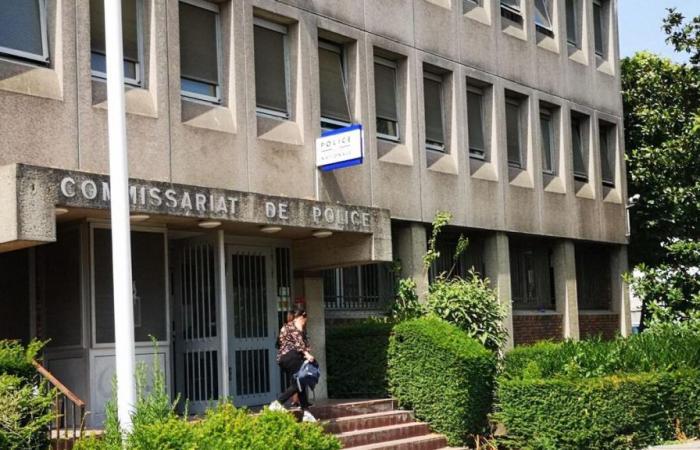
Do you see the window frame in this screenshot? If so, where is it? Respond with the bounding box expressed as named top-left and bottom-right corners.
top-left (254, 17), bottom-right (292, 120)
top-left (178, 0), bottom-right (223, 104)
top-left (505, 96), bottom-right (523, 169)
top-left (423, 71), bottom-right (446, 153)
top-left (318, 39), bottom-right (352, 130)
top-left (500, 0), bottom-right (523, 23)
top-left (565, 0), bottom-right (579, 48)
top-left (599, 123), bottom-right (616, 187)
top-left (0, 0), bottom-right (50, 64)
top-left (571, 116), bottom-right (588, 182)
top-left (534, 0), bottom-right (554, 37)
top-left (374, 56), bottom-right (401, 142)
top-left (91, 0), bottom-right (145, 87)
top-left (540, 108), bottom-right (556, 175)
top-left (593, 0), bottom-right (605, 57)
top-left (467, 85), bottom-right (487, 160)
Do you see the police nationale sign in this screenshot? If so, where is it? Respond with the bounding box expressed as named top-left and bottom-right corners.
top-left (315, 124), bottom-right (363, 171)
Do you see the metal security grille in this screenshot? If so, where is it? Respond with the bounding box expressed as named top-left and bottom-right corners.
top-left (275, 247), bottom-right (293, 392)
top-left (323, 263), bottom-right (395, 311)
top-left (234, 349), bottom-right (270, 396)
top-left (176, 242), bottom-right (221, 414)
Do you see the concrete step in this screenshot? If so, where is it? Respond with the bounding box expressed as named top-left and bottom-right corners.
top-left (324, 410), bottom-right (415, 434)
top-left (309, 398), bottom-right (397, 420)
top-left (347, 433), bottom-right (449, 450)
top-left (337, 422), bottom-right (431, 448)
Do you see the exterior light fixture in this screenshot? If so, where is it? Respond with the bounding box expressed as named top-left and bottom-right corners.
top-left (55, 207), bottom-right (69, 216)
top-left (260, 225), bottom-right (282, 234)
top-left (312, 230), bottom-right (333, 239)
top-left (129, 214), bottom-right (150, 222)
top-left (198, 220), bottom-right (222, 229)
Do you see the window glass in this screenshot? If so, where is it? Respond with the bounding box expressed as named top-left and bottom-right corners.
top-left (429, 234), bottom-right (485, 282)
top-left (319, 42), bottom-right (351, 128)
top-left (506, 100), bottom-right (522, 167)
top-left (467, 89), bottom-right (486, 158)
top-left (565, 0), bottom-right (578, 46)
top-left (91, 0), bottom-right (141, 83)
top-left (510, 242), bottom-right (554, 310)
top-left (179, 1), bottom-right (220, 101)
top-left (600, 124), bottom-right (615, 185)
top-left (254, 23), bottom-right (289, 117)
top-left (572, 117), bottom-right (587, 179)
top-left (540, 111), bottom-right (554, 173)
top-left (534, 0), bottom-right (552, 30)
top-left (424, 75), bottom-right (445, 149)
top-left (94, 229), bottom-right (167, 344)
top-left (593, 1), bottom-right (604, 56)
top-left (375, 60), bottom-right (399, 140)
top-left (0, 0), bottom-right (47, 62)
top-left (576, 245), bottom-right (612, 310)
top-left (500, 0), bottom-right (521, 12)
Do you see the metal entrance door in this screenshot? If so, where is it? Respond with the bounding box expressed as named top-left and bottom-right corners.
top-left (173, 240), bottom-right (223, 414)
top-left (227, 246), bottom-right (279, 406)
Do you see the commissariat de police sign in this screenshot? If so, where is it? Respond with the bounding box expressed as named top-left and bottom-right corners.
top-left (315, 124), bottom-right (363, 171)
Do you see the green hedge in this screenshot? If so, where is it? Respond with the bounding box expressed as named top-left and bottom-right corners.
top-left (388, 316), bottom-right (496, 446)
top-left (495, 369), bottom-right (700, 450)
top-left (326, 320), bottom-right (393, 398)
top-left (0, 340), bottom-right (43, 380)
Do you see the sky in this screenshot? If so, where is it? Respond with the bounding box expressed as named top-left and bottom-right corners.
top-left (618, 0), bottom-right (698, 63)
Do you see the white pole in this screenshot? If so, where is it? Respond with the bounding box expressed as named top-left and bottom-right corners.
top-left (104, 0), bottom-right (136, 434)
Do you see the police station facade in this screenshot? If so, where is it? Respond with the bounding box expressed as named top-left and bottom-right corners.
top-left (0, 0), bottom-right (629, 425)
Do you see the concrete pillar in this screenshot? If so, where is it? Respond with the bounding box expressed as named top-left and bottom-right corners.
top-left (552, 240), bottom-right (580, 340)
top-left (484, 232), bottom-right (514, 350)
top-left (294, 274), bottom-right (328, 400)
top-left (610, 245), bottom-right (632, 337)
top-left (396, 222), bottom-right (429, 300)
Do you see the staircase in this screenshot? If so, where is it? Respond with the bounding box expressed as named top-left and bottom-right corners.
top-left (308, 399), bottom-right (453, 450)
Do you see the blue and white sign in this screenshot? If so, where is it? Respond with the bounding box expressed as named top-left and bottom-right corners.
top-left (316, 124), bottom-right (363, 171)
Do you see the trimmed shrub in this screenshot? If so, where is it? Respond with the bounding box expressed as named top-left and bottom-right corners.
top-left (0, 375), bottom-right (54, 450)
top-left (326, 320), bottom-right (393, 398)
top-left (495, 369), bottom-right (700, 450)
top-left (388, 316), bottom-right (497, 446)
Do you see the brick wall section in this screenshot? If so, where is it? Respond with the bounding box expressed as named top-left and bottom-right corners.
top-left (513, 313), bottom-right (564, 346)
top-left (579, 313), bottom-right (620, 340)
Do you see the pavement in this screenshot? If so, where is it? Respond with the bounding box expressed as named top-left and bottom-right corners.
top-left (648, 441), bottom-right (700, 450)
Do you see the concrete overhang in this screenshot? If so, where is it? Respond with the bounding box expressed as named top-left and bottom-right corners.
top-left (0, 164), bottom-right (392, 269)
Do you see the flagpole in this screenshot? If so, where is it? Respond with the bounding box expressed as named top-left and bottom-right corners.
top-left (104, 0), bottom-right (136, 434)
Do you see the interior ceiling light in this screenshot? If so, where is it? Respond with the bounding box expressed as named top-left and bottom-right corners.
top-left (55, 207), bottom-right (69, 216)
top-left (198, 220), bottom-right (222, 229)
top-left (260, 225), bottom-right (282, 234)
top-left (129, 214), bottom-right (150, 222)
top-left (311, 230), bottom-right (333, 239)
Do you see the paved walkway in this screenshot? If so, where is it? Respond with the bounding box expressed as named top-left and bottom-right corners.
top-left (649, 441), bottom-right (700, 450)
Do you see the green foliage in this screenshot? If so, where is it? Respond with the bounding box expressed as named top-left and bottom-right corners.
top-left (425, 272), bottom-right (507, 352)
top-left (388, 278), bottom-right (424, 321)
top-left (0, 340), bottom-right (45, 380)
top-left (663, 8), bottom-right (700, 67)
top-left (388, 317), bottom-right (497, 446)
top-left (326, 320), bottom-right (393, 398)
top-left (423, 211), bottom-right (452, 270)
top-left (495, 370), bottom-right (700, 450)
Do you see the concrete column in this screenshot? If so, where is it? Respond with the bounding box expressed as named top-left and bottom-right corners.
top-left (552, 240), bottom-right (580, 340)
top-left (484, 232), bottom-right (514, 350)
top-left (610, 245), bottom-right (632, 337)
top-left (396, 222), bottom-right (429, 300)
top-left (294, 274), bottom-right (328, 400)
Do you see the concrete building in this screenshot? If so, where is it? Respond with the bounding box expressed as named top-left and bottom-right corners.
top-left (0, 0), bottom-right (630, 424)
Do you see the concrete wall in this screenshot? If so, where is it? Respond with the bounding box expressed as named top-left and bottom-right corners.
top-left (0, 0), bottom-right (627, 245)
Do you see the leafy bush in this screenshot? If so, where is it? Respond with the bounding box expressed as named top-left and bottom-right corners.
top-left (388, 278), bottom-right (424, 321)
top-left (388, 317), bottom-right (496, 446)
top-left (495, 369), bottom-right (700, 450)
top-left (326, 320), bottom-right (393, 398)
top-left (0, 340), bottom-right (44, 380)
top-left (425, 272), bottom-right (507, 352)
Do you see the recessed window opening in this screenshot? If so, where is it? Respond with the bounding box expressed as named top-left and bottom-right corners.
top-left (467, 85), bottom-right (486, 160)
top-left (500, 0), bottom-right (523, 24)
top-left (593, 0), bottom-right (605, 57)
top-left (505, 96), bottom-right (523, 168)
top-left (423, 71), bottom-right (446, 152)
top-left (510, 241), bottom-right (554, 311)
top-left (565, 0), bottom-right (579, 47)
top-left (319, 40), bottom-right (351, 130)
top-left (463, 0), bottom-right (482, 11)
top-left (179, 0), bottom-right (222, 103)
top-left (0, 0), bottom-right (49, 64)
top-left (374, 56), bottom-right (400, 142)
top-left (540, 108), bottom-right (555, 174)
top-left (534, 0), bottom-right (554, 36)
top-left (571, 114), bottom-right (588, 182)
top-left (254, 18), bottom-right (291, 120)
top-left (91, 0), bottom-right (143, 86)
top-left (599, 122), bottom-right (616, 187)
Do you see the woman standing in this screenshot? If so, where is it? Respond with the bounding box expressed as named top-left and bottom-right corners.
top-left (269, 309), bottom-right (317, 422)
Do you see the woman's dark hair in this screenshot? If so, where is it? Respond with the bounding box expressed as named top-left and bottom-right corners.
top-left (292, 308), bottom-right (307, 318)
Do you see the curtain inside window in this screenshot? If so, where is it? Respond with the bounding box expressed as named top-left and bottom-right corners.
top-left (506, 100), bottom-right (522, 166)
top-left (467, 90), bottom-right (485, 153)
top-left (375, 63), bottom-right (398, 121)
top-left (0, 0), bottom-right (45, 57)
top-left (319, 46), bottom-right (351, 122)
top-left (179, 3), bottom-right (219, 85)
top-left (424, 77), bottom-right (444, 145)
top-left (254, 25), bottom-right (288, 114)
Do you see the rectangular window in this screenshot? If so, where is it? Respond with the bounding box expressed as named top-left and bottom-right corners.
top-left (510, 243), bottom-right (554, 311)
top-left (572, 115), bottom-right (588, 181)
top-left (467, 86), bottom-right (486, 159)
top-left (374, 57), bottom-right (400, 141)
top-left (0, 0), bottom-right (49, 63)
top-left (576, 244), bottom-right (612, 310)
top-left (424, 72), bottom-right (445, 152)
top-left (179, 0), bottom-right (221, 103)
top-left (593, 0), bottom-right (605, 56)
top-left (505, 97), bottom-right (522, 168)
top-left (463, 0), bottom-right (482, 10)
top-left (540, 109), bottom-right (555, 174)
top-left (91, 0), bottom-right (142, 85)
top-left (319, 40), bottom-right (351, 129)
top-left (534, 0), bottom-right (553, 35)
top-left (500, 0), bottom-right (522, 23)
top-left (565, 0), bottom-right (579, 47)
top-left (600, 123), bottom-right (615, 186)
top-left (323, 264), bottom-right (395, 310)
top-left (254, 19), bottom-right (290, 119)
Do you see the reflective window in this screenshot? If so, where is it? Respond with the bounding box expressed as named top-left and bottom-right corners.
top-left (467, 87), bottom-right (486, 159)
top-left (0, 0), bottom-right (49, 63)
top-left (91, 0), bottom-right (142, 85)
top-left (319, 41), bottom-right (351, 129)
top-left (424, 72), bottom-right (445, 152)
top-left (534, 0), bottom-right (553, 33)
top-left (374, 57), bottom-right (400, 141)
top-left (506, 97), bottom-right (523, 168)
top-left (254, 19), bottom-right (290, 119)
top-left (572, 115), bottom-right (588, 181)
top-left (540, 109), bottom-right (555, 174)
top-left (179, 0), bottom-right (221, 102)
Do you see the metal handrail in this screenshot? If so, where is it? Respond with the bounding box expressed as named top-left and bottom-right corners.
top-left (33, 360), bottom-right (86, 450)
